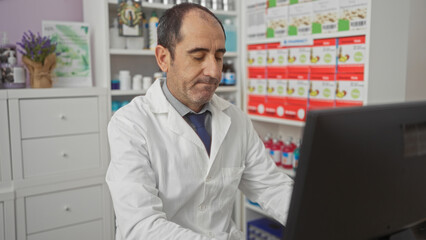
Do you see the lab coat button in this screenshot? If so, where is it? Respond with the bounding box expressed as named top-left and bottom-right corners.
top-left (208, 232), bottom-right (214, 238)
top-left (198, 204), bottom-right (206, 211)
top-left (206, 176), bottom-right (212, 182)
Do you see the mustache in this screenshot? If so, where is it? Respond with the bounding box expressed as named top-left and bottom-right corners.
top-left (196, 77), bottom-right (219, 85)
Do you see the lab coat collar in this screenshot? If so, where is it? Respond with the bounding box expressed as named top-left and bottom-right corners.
top-left (145, 78), bottom-right (232, 164)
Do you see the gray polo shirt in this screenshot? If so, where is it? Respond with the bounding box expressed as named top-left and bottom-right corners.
top-left (161, 79), bottom-right (212, 136)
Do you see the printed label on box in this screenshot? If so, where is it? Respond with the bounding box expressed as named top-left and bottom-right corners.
top-left (289, 2), bottom-right (313, 36)
top-left (248, 44), bottom-right (267, 67)
top-left (312, 0), bottom-right (339, 34)
top-left (287, 72), bottom-right (309, 105)
top-left (335, 72), bottom-right (364, 105)
top-left (267, 43), bottom-right (288, 67)
top-left (337, 36), bottom-right (366, 73)
top-left (247, 0), bottom-right (268, 40)
top-left (310, 38), bottom-right (337, 73)
top-left (338, 0), bottom-right (368, 32)
top-left (267, 67), bottom-right (287, 97)
top-left (309, 73), bottom-right (336, 102)
top-left (269, 0), bottom-right (290, 7)
top-left (283, 103), bottom-right (307, 121)
top-left (266, 5), bottom-right (289, 38)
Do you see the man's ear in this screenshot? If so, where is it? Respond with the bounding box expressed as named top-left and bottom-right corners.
top-left (155, 45), bottom-right (170, 72)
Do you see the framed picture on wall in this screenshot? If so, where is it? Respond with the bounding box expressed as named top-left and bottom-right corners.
top-left (42, 21), bottom-right (92, 87)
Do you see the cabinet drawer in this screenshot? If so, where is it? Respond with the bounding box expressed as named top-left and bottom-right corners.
top-left (27, 220), bottom-right (102, 240)
top-left (19, 97), bottom-right (99, 139)
top-left (0, 202), bottom-right (4, 240)
top-left (25, 185), bottom-right (102, 234)
top-left (22, 134), bottom-right (100, 178)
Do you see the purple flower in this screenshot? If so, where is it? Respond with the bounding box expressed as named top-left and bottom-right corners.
top-left (16, 30), bottom-right (57, 63)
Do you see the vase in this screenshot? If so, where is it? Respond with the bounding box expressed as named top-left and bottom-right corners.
top-left (22, 53), bottom-right (56, 88)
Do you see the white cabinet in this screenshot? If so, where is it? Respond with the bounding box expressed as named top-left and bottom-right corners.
top-left (83, 0), bottom-right (242, 116)
top-left (0, 91), bottom-right (12, 189)
top-left (0, 192), bottom-right (15, 240)
top-left (0, 88), bottom-right (114, 240)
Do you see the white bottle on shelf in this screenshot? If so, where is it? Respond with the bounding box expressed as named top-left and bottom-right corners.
top-left (119, 70), bottom-right (131, 90)
top-left (149, 12), bottom-right (159, 50)
top-left (110, 19), bottom-right (126, 49)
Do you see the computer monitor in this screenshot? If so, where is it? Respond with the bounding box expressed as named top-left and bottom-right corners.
top-left (283, 101), bottom-right (426, 240)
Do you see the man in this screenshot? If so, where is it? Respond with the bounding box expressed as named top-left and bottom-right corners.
top-left (107, 3), bottom-right (293, 240)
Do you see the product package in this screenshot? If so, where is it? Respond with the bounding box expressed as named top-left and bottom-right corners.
top-left (337, 35), bottom-right (366, 73)
top-left (308, 72), bottom-right (336, 110)
top-left (266, 5), bottom-right (289, 39)
top-left (288, 1), bottom-right (313, 36)
top-left (338, 0), bottom-right (368, 32)
top-left (266, 67), bottom-right (288, 118)
top-left (335, 72), bottom-right (364, 107)
top-left (312, 0), bottom-right (339, 34)
top-left (247, 68), bottom-right (267, 116)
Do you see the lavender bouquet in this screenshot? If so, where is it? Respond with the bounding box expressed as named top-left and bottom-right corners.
top-left (16, 31), bottom-right (57, 88)
top-left (16, 31), bottom-right (57, 64)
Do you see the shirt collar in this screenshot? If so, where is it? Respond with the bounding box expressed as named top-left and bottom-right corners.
top-left (161, 79), bottom-right (212, 117)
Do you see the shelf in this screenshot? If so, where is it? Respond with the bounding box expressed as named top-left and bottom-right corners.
top-left (110, 49), bottom-right (155, 56)
top-left (110, 48), bottom-right (238, 57)
top-left (111, 89), bottom-right (147, 96)
top-left (108, 1), bottom-right (237, 16)
top-left (246, 30), bottom-right (367, 45)
top-left (216, 86), bottom-right (238, 92)
top-left (249, 115), bottom-right (305, 127)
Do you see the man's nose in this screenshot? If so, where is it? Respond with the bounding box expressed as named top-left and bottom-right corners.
top-left (203, 56), bottom-right (221, 79)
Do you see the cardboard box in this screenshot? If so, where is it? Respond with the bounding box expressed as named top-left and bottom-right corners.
top-left (248, 44), bottom-right (267, 68)
top-left (287, 71), bottom-right (309, 106)
top-left (267, 42), bottom-right (288, 67)
top-left (247, 68), bottom-right (268, 116)
top-left (338, 0), bottom-right (368, 32)
top-left (246, 0), bottom-right (268, 40)
top-left (268, 0), bottom-right (289, 7)
top-left (310, 38), bottom-right (337, 73)
top-left (266, 67), bottom-right (287, 118)
top-left (312, 0), bottom-right (339, 34)
top-left (288, 46), bottom-right (311, 73)
top-left (308, 72), bottom-right (336, 110)
top-left (266, 5), bottom-right (289, 38)
top-left (288, 1), bottom-right (313, 36)
top-left (335, 72), bottom-right (364, 107)
top-left (337, 35), bottom-right (366, 73)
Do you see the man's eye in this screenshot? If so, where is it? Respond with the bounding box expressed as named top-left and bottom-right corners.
top-left (216, 57), bottom-right (223, 61)
top-left (193, 56), bottom-right (204, 61)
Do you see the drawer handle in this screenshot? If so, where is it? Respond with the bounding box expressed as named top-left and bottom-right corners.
top-left (64, 205), bottom-right (71, 212)
top-left (59, 114), bottom-right (67, 120)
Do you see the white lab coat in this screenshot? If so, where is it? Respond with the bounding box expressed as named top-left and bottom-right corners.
top-left (107, 79), bottom-right (294, 240)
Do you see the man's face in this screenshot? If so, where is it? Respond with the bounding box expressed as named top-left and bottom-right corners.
top-left (165, 10), bottom-right (226, 112)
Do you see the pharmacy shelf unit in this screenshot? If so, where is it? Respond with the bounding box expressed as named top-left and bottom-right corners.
top-left (83, 0), bottom-right (242, 117)
top-left (241, 0), bottom-right (426, 238)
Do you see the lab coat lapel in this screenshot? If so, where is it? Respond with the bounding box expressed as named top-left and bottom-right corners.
top-left (209, 96), bottom-right (231, 164)
top-left (166, 106), bottom-right (206, 151)
top-left (147, 79), bottom-right (204, 150)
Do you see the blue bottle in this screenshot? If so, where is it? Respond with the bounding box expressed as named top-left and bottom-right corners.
top-left (223, 19), bottom-right (237, 52)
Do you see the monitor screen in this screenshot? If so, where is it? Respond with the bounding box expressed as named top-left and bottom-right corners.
top-left (283, 101), bottom-right (426, 240)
